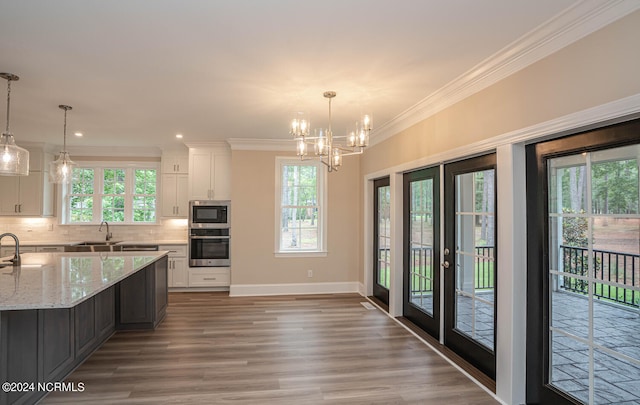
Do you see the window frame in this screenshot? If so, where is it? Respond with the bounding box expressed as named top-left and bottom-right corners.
top-left (62, 161), bottom-right (160, 225)
top-left (274, 157), bottom-right (327, 257)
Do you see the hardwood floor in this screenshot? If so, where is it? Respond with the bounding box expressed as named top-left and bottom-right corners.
top-left (43, 292), bottom-right (498, 404)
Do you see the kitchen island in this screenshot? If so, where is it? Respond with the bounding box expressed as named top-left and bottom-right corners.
top-left (0, 251), bottom-right (169, 405)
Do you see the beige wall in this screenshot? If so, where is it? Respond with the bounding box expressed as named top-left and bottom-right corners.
top-left (230, 150), bottom-right (361, 285)
top-left (229, 10), bottom-right (640, 289)
top-left (361, 9), bottom-right (640, 175)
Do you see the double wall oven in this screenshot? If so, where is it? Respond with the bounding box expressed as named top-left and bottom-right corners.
top-left (188, 200), bottom-right (230, 267)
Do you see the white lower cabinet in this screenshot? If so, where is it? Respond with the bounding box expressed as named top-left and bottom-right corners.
top-left (188, 267), bottom-right (230, 287)
top-left (160, 244), bottom-right (188, 288)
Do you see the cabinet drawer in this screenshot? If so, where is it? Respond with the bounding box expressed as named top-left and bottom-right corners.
top-left (160, 245), bottom-right (187, 257)
top-left (189, 267), bottom-right (230, 287)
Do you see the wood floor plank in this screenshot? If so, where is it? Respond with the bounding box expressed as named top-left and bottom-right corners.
top-left (42, 292), bottom-right (498, 404)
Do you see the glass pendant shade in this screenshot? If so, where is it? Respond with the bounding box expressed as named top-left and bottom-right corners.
top-left (296, 139), bottom-right (307, 157)
top-left (0, 132), bottom-right (29, 176)
top-left (49, 105), bottom-right (75, 184)
top-left (49, 151), bottom-right (77, 184)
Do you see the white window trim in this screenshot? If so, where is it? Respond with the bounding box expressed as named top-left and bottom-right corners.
top-left (274, 157), bottom-right (327, 256)
top-left (61, 161), bottom-right (160, 225)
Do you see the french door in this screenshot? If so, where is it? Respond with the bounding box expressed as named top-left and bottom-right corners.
top-left (400, 155), bottom-right (497, 379)
top-left (527, 119), bottom-right (640, 405)
top-left (373, 177), bottom-right (391, 306)
top-left (403, 166), bottom-right (440, 338)
top-left (443, 154), bottom-right (497, 379)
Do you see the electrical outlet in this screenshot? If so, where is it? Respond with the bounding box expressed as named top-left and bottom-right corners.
top-left (307, 269), bottom-right (313, 278)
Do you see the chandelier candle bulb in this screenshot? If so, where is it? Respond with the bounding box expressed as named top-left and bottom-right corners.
top-left (290, 112), bottom-right (309, 139)
top-left (296, 139), bottom-right (307, 157)
top-left (332, 148), bottom-right (342, 167)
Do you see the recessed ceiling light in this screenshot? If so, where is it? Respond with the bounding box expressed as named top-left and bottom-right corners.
top-left (176, 134), bottom-right (183, 139)
top-left (74, 132), bottom-right (83, 137)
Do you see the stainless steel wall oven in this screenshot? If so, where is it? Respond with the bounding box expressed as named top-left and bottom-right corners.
top-left (188, 228), bottom-right (230, 267)
top-left (188, 200), bottom-right (231, 267)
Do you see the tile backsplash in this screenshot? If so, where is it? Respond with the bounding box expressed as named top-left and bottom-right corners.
top-left (0, 217), bottom-right (188, 243)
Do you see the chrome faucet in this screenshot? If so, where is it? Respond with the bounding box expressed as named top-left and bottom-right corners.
top-left (0, 232), bottom-right (21, 266)
top-left (99, 221), bottom-right (113, 241)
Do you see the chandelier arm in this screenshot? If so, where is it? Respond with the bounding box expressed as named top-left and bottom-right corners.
top-left (339, 149), bottom-right (365, 157)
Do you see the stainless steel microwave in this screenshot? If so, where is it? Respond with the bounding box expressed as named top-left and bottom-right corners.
top-left (189, 200), bottom-right (230, 228)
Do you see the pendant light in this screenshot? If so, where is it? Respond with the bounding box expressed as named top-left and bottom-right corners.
top-left (0, 73), bottom-right (29, 176)
top-left (49, 105), bottom-right (77, 184)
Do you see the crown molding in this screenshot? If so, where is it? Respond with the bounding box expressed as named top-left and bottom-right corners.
top-left (227, 138), bottom-right (293, 151)
top-left (184, 140), bottom-right (230, 149)
top-left (64, 145), bottom-right (162, 157)
top-left (379, 92), bottom-right (640, 177)
top-left (370, 0), bottom-right (640, 147)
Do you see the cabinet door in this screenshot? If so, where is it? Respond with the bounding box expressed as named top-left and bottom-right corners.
top-left (174, 155), bottom-right (189, 174)
top-left (189, 151), bottom-right (213, 200)
top-left (162, 154), bottom-right (189, 174)
top-left (170, 257), bottom-right (188, 287)
top-left (17, 172), bottom-right (43, 216)
top-left (161, 174), bottom-right (178, 217)
top-left (213, 153), bottom-right (231, 200)
top-left (176, 174), bottom-right (189, 216)
top-left (0, 176), bottom-right (19, 215)
top-left (161, 174), bottom-right (189, 217)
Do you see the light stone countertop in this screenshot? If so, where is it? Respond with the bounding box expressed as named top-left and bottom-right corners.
top-left (0, 251), bottom-right (169, 311)
top-left (0, 240), bottom-right (187, 247)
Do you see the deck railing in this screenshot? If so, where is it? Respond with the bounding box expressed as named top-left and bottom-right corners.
top-left (407, 246), bottom-right (494, 293)
top-left (560, 245), bottom-right (639, 308)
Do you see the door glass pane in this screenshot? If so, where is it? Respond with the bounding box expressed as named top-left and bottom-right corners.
top-left (409, 179), bottom-right (434, 315)
top-left (454, 169), bottom-right (495, 351)
top-left (377, 185), bottom-right (391, 289)
top-left (547, 144), bottom-right (640, 404)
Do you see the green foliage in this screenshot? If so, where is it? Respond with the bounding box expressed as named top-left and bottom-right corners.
top-left (561, 208), bottom-right (588, 247)
top-left (591, 159), bottom-right (638, 214)
top-left (68, 166), bottom-right (157, 224)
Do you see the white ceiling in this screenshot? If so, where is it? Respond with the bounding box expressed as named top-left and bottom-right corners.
top-left (0, 0), bottom-right (584, 151)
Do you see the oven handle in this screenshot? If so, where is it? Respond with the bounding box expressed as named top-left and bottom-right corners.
top-left (189, 235), bottom-right (230, 239)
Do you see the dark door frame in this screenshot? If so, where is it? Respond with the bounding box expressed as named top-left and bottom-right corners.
top-left (443, 153), bottom-right (497, 380)
top-left (373, 176), bottom-right (391, 306)
top-left (525, 117), bottom-right (640, 404)
top-left (403, 166), bottom-right (441, 339)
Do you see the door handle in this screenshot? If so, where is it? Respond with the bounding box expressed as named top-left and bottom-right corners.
top-left (441, 261), bottom-right (450, 269)
top-left (444, 248), bottom-right (450, 255)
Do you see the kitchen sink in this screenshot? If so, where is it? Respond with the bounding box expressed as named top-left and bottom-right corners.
top-left (74, 241), bottom-right (122, 246)
top-left (64, 242), bottom-right (124, 252)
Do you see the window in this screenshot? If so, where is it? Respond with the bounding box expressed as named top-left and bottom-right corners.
top-left (275, 158), bottom-right (326, 255)
top-left (64, 163), bottom-right (158, 224)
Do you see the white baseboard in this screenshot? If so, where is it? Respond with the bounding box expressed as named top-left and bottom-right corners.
top-left (229, 282), bottom-right (360, 297)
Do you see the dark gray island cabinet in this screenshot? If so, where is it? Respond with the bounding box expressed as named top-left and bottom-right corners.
top-left (0, 253), bottom-right (168, 405)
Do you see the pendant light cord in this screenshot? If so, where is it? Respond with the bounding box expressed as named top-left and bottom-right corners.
top-left (63, 107), bottom-right (67, 151)
top-left (4, 79), bottom-right (10, 133)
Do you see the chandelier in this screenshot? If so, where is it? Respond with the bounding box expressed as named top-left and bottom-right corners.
top-left (49, 105), bottom-right (77, 184)
top-left (0, 73), bottom-right (29, 176)
top-left (290, 91), bottom-right (371, 172)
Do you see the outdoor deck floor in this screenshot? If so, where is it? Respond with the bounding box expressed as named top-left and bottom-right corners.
top-left (411, 289), bottom-right (640, 404)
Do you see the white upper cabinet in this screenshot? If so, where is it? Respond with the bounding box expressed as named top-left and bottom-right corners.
top-left (162, 151), bottom-right (189, 174)
top-left (161, 173), bottom-right (189, 217)
top-left (188, 145), bottom-right (231, 201)
top-left (0, 147), bottom-right (54, 217)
